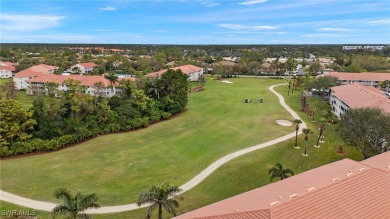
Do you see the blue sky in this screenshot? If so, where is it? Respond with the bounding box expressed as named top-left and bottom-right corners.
top-left (1, 0), bottom-right (390, 44)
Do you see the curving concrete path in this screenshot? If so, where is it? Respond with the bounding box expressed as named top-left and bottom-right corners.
top-left (0, 83), bottom-right (307, 214)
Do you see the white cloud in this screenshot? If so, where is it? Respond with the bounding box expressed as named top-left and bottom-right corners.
top-left (199, 0), bottom-right (220, 7)
top-left (319, 28), bottom-right (357, 31)
top-left (366, 18), bottom-right (390, 25)
top-left (302, 33), bottom-right (345, 37)
top-left (219, 24), bottom-right (278, 31)
top-left (0, 14), bottom-right (65, 32)
top-left (240, 0), bottom-right (268, 6)
top-left (99, 6), bottom-right (117, 11)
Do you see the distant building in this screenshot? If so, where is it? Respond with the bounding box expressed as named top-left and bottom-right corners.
top-left (146, 65), bottom-right (204, 82)
top-left (174, 151), bottom-right (390, 219)
top-left (318, 72), bottom-right (390, 87)
top-left (71, 62), bottom-right (98, 74)
top-left (27, 74), bottom-right (116, 97)
top-left (0, 61), bottom-right (16, 78)
top-left (14, 64), bottom-right (134, 97)
top-left (342, 45), bottom-right (386, 50)
top-left (330, 83), bottom-right (390, 117)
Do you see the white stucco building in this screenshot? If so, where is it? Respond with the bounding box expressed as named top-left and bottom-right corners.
top-left (146, 64), bottom-right (204, 82)
top-left (330, 83), bottom-right (390, 117)
top-left (13, 64), bottom-right (58, 89)
top-left (71, 62), bottom-right (98, 74)
top-left (318, 72), bottom-right (390, 87)
top-left (0, 61), bottom-right (16, 78)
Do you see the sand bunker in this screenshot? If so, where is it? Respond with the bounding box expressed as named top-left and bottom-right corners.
top-left (276, 120), bottom-right (293, 126)
top-left (221, 80), bottom-right (234, 84)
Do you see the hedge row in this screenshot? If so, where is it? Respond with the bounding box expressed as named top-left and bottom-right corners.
top-left (0, 113), bottom-right (171, 158)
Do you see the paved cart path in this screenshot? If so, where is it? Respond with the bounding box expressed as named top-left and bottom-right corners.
top-left (0, 83), bottom-right (307, 214)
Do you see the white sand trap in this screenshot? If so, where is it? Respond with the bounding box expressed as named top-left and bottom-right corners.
top-left (276, 120), bottom-right (293, 126)
top-left (221, 80), bottom-right (234, 84)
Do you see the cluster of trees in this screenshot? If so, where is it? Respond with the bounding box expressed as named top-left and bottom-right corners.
top-left (329, 54), bottom-right (389, 72)
top-left (0, 69), bottom-right (189, 157)
top-left (305, 75), bottom-right (340, 98)
top-left (338, 108), bottom-right (390, 159)
top-left (52, 183), bottom-right (182, 219)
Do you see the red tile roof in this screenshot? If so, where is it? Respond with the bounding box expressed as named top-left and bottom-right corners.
top-left (175, 152), bottom-right (390, 219)
top-left (1, 61), bottom-right (14, 66)
top-left (27, 74), bottom-right (112, 87)
top-left (319, 72), bottom-right (390, 81)
top-left (146, 65), bottom-right (203, 77)
top-left (78, 62), bottom-right (98, 68)
top-left (14, 68), bottom-right (47, 78)
top-left (30, 64), bottom-right (58, 73)
top-left (360, 151), bottom-right (390, 172)
top-left (0, 65), bottom-right (16, 71)
top-left (331, 83), bottom-right (390, 113)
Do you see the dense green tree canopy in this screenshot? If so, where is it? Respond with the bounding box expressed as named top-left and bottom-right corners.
top-left (0, 99), bottom-right (37, 146)
top-left (338, 108), bottom-right (390, 159)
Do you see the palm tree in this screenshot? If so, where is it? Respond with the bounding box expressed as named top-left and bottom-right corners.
top-left (302, 128), bottom-right (313, 156)
top-left (315, 124), bottom-right (325, 148)
top-left (104, 71), bottom-right (118, 95)
top-left (147, 78), bottom-right (164, 99)
top-left (268, 162), bottom-right (294, 182)
top-left (293, 119), bottom-right (302, 149)
top-left (52, 188), bottom-right (100, 219)
top-left (137, 183), bottom-right (182, 219)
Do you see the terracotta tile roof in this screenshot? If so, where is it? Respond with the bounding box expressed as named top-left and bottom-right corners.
top-left (0, 65), bottom-right (16, 71)
top-left (174, 152), bottom-right (390, 219)
top-left (319, 72), bottom-right (390, 82)
top-left (146, 65), bottom-right (203, 77)
top-left (331, 83), bottom-right (390, 113)
top-left (1, 61), bottom-right (14, 66)
top-left (191, 209), bottom-right (271, 219)
top-left (30, 64), bottom-right (58, 73)
top-left (78, 62), bottom-right (98, 68)
top-left (360, 151), bottom-right (390, 172)
top-left (14, 68), bottom-right (47, 78)
top-left (270, 168), bottom-right (390, 219)
top-left (27, 74), bottom-right (112, 87)
top-left (218, 61), bottom-right (237, 66)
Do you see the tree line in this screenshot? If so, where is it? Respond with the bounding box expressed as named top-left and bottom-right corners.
top-left (0, 69), bottom-right (189, 157)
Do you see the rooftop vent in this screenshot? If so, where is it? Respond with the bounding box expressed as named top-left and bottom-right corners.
top-left (289, 194), bottom-right (298, 199)
top-left (346, 172), bottom-right (354, 177)
top-left (387, 165), bottom-right (390, 169)
top-left (359, 168), bottom-right (366, 171)
top-left (332, 178), bottom-right (340, 182)
top-left (307, 187), bottom-right (317, 192)
top-left (270, 201), bottom-right (280, 206)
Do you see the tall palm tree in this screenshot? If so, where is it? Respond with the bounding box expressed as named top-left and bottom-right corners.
top-left (302, 128), bottom-right (313, 156)
top-left (147, 78), bottom-right (164, 99)
top-left (52, 188), bottom-right (100, 219)
top-left (104, 71), bottom-right (118, 96)
top-left (268, 162), bottom-right (294, 182)
top-left (137, 183), bottom-right (182, 219)
top-left (293, 119), bottom-right (302, 149)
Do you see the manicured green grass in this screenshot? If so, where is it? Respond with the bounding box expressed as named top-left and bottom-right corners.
top-left (0, 78), bottom-right (12, 86)
top-left (0, 78), bottom-right (293, 206)
top-left (0, 80), bottom-right (362, 219)
top-left (0, 78), bottom-right (35, 107)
